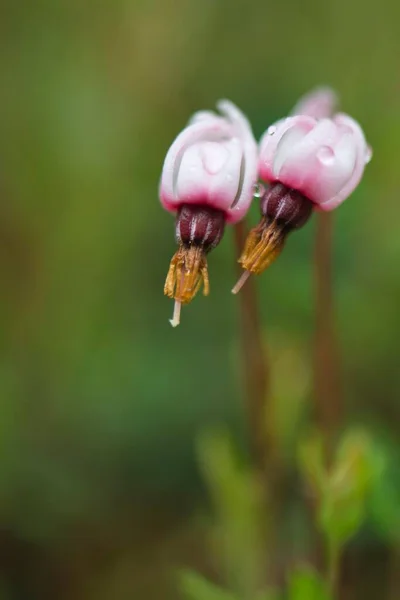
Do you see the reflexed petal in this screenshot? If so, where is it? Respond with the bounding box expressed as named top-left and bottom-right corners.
top-left (258, 116), bottom-right (315, 183)
top-left (159, 118), bottom-right (233, 211)
top-left (318, 113), bottom-right (369, 210)
top-left (291, 86), bottom-right (338, 119)
top-left (176, 139), bottom-right (243, 211)
top-left (277, 119), bottom-right (342, 193)
top-left (259, 113), bottom-right (370, 210)
top-left (160, 100), bottom-right (258, 221)
top-left (218, 100), bottom-right (259, 223)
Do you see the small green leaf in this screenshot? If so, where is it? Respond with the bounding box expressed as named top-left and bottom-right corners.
top-left (266, 334), bottom-right (311, 460)
top-left (288, 566), bottom-right (331, 600)
top-left (298, 431), bottom-right (326, 496)
top-left (179, 570), bottom-right (238, 600)
top-left (318, 429), bottom-right (376, 548)
top-left (196, 429), bottom-right (266, 596)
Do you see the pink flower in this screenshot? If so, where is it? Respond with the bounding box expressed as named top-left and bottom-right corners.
top-left (160, 100), bottom-right (258, 325)
top-left (291, 86), bottom-right (338, 120)
top-left (258, 113), bottom-right (371, 211)
top-left (160, 100), bottom-right (258, 224)
top-left (232, 90), bottom-right (372, 294)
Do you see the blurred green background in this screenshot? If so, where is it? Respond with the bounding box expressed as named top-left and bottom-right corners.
top-left (0, 0), bottom-right (399, 598)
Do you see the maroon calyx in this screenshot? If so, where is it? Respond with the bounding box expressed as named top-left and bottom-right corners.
top-left (175, 204), bottom-right (226, 252)
top-left (260, 182), bottom-right (313, 231)
top-left (235, 182), bottom-right (314, 286)
top-left (164, 204), bottom-right (226, 313)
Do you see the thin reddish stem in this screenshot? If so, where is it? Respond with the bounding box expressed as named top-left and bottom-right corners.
top-left (233, 221), bottom-right (269, 470)
top-left (314, 211), bottom-right (342, 452)
top-left (313, 211), bottom-right (344, 590)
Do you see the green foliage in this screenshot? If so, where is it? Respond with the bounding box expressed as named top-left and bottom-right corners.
top-left (299, 429), bottom-right (379, 567)
top-left (180, 570), bottom-right (280, 600)
top-left (180, 571), bottom-right (239, 600)
top-left (254, 592), bottom-right (281, 600)
top-left (368, 438), bottom-right (400, 544)
top-left (288, 567), bottom-right (331, 600)
top-left (298, 432), bottom-right (326, 495)
top-left (197, 430), bottom-right (266, 597)
top-left (0, 0), bottom-right (400, 597)
top-left (320, 431), bottom-right (375, 548)
top-left (267, 334), bottom-right (311, 462)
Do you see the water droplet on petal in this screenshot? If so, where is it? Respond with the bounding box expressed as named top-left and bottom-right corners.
top-left (253, 182), bottom-right (266, 198)
top-left (317, 145), bottom-right (335, 164)
top-left (365, 145), bottom-right (373, 164)
top-left (267, 125), bottom-right (277, 136)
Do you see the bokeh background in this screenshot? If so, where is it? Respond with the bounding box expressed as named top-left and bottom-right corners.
top-left (0, 0), bottom-right (399, 598)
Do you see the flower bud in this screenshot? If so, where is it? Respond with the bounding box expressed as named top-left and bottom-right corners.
top-left (160, 100), bottom-right (258, 325)
top-left (233, 106), bottom-right (371, 293)
top-left (258, 113), bottom-right (371, 211)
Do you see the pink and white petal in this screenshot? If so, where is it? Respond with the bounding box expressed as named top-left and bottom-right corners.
top-left (189, 110), bottom-right (226, 126)
top-left (218, 100), bottom-right (259, 222)
top-left (207, 139), bottom-right (245, 212)
top-left (276, 119), bottom-right (341, 193)
top-left (317, 113), bottom-right (368, 210)
top-left (217, 99), bottom-right (253, 140)
top-left (175, 139), bottom-right (243, 212)
top-left (225, 138), bottom-right (258, 224)
top-left (159, 118), bottom-right (233, 211)
top-left (309, 130), bottom-right (358, 204)
top-left (174, 143), bottom-right (215, 205)
top-left (291, 86), bottom-right (338, 119)
top-left (258, 116), bottom-right (315, 183)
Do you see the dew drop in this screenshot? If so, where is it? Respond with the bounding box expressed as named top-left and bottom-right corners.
top-left (267, 125), bottom-right (277, 136)
top-left (365, 145), bottom-right (373, 164)
top-left (317, 145), bottom-right (335, 164)
top-left (253, 182), bottom-right (266, 198)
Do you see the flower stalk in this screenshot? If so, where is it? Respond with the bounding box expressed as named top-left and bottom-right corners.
top-left (314, 211), bottom-right (342, 455)
top-left (233, 220), bottom-right (269, 469)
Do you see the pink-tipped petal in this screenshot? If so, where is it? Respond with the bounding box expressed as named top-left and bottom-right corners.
top-left (176, 138), bottom-right (243, 210)
top-left (159, 118), bottom-right (233, 211)
top-left (258, 112), bottom-right (371, 210)
top-left (218, 100), bottom-right (258, 223)
top-left (160, 100), bottom-right (258, 222)
top-left (276, 118), bottom-right (343, 193)
top-left (291, 86), bottom-right (339, 119)
top-left (189, 110), bottom-right (223, 125)
top-left (317, 113), bottom-right (369, 210)
top-left (258, 116), bottom-right (315, 183)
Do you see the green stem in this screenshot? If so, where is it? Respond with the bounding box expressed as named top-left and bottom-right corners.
top-left (327, 539), bottom-right (340, 598)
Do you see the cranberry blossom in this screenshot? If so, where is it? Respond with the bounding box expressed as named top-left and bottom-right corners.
top-left (291, 86), bottom-right (338, 120)
top-left (160, 100), bottom-right (257, 326)
top-left (233, 112), bottom-right (371, 293)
